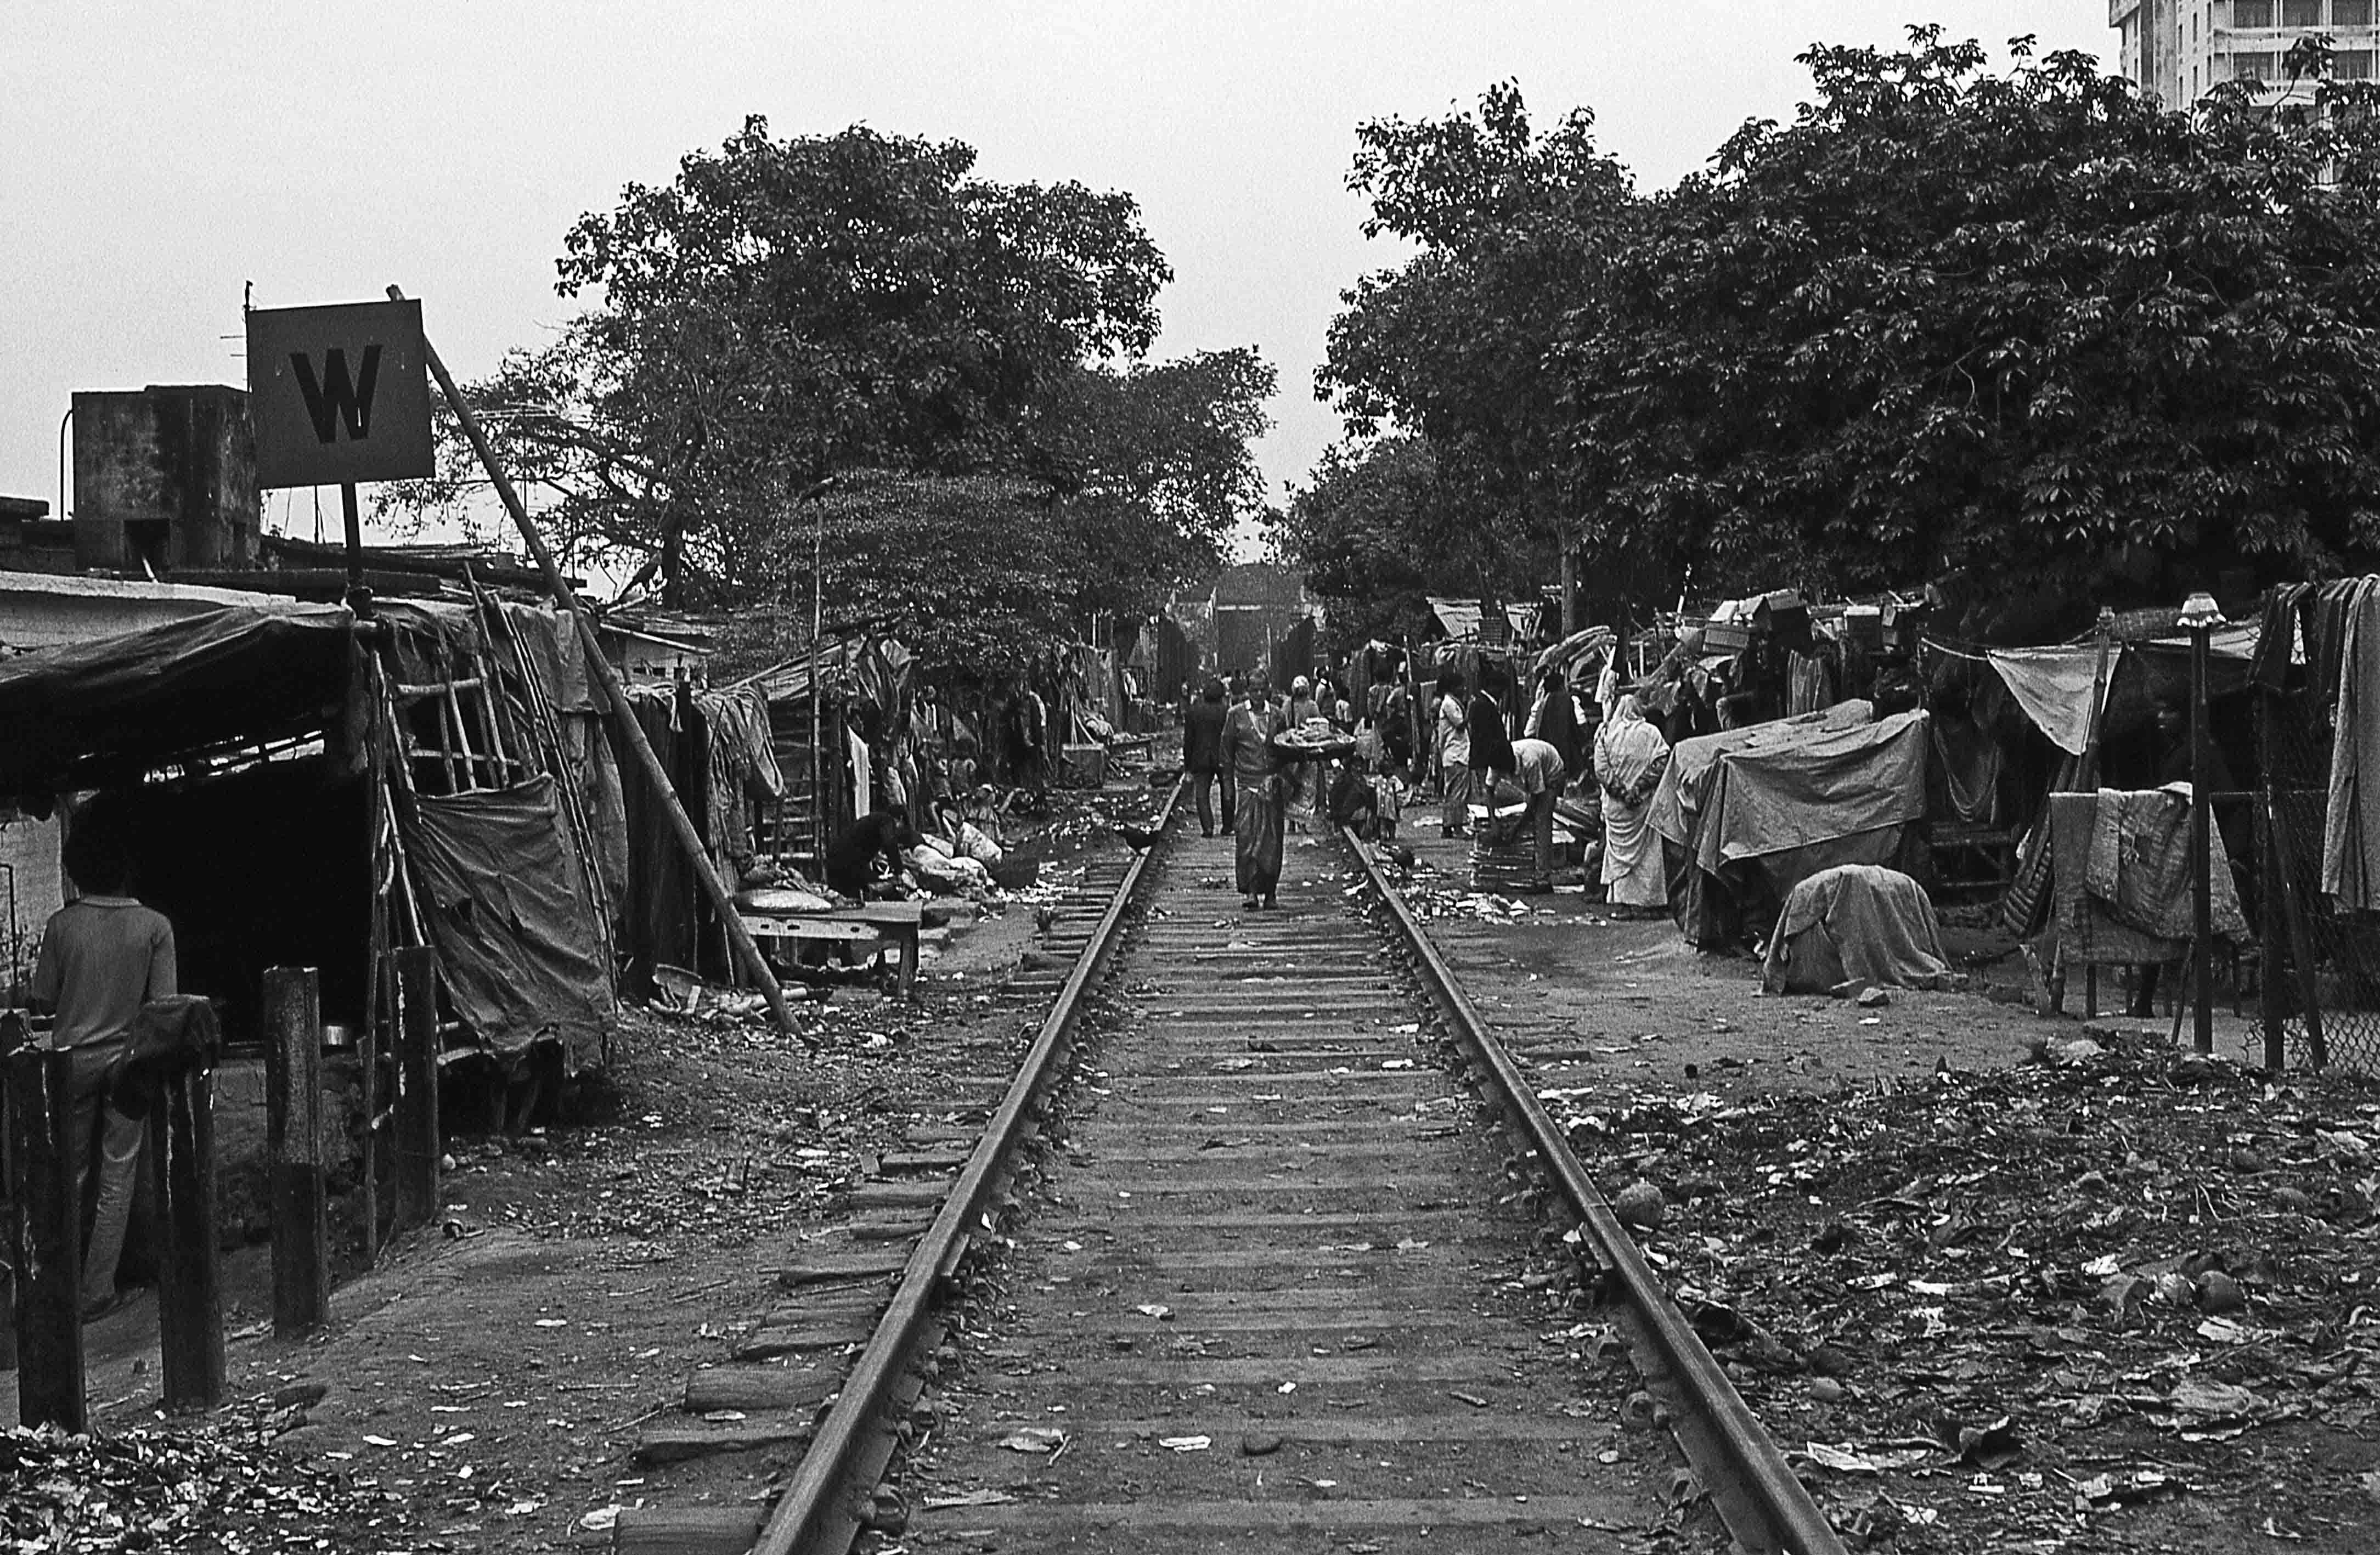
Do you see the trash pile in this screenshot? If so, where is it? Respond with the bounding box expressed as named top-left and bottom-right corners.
top-left (1, 1410), bottom-right (422, 1553)
top-left (1374, 851), bottom-right (1578, 926)
top-left (439, 999), bottom-right (1025, 1249)
top-left (1563, 1033), bottom-right (2380, 1548)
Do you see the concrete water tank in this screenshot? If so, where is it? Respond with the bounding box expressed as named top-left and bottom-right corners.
top-left (70, 384), bottom-right (258, 574)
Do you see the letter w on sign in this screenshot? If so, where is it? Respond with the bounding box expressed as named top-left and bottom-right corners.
top-left (290, 346), bottom-right (381, 444)
top-left (247, 298), bottom-right (434, 488)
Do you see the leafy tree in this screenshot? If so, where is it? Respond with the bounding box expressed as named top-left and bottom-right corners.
top-left (1589, 31), bottom-right (2380, 626)
top-left (1315, 83), bottom-right (1637, 628)
top-left (383, 116), bottom-right (1177, 605)
top-left (747, 472), bottom-right (1086, 686)
top-left (1271, 435), bottom-right (1528, 651)
top-left (1313, 38), bottom-right (2380, 638)
top-left (1038, 348), bottom-right (1277, 634)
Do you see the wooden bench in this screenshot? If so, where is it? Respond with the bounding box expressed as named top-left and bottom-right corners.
top-left (736, 901), bottom-right (923, 999)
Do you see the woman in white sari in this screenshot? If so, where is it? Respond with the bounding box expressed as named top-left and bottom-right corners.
top-left (1593, 693), bottom-right (1671, 914)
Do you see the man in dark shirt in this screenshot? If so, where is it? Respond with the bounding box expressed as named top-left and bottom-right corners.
top-left (1183, 680), bottom-right (1233, 837)
top-left (824, 811), bottom-right (916, 900)
top-left (1468, 671), bottom-right (1516, 786)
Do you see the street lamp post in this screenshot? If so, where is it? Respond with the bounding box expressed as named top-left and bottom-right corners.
top-left (2179, 590), bottom-right (2223, 1056)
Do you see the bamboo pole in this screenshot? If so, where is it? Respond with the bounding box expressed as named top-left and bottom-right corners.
top-left (394, 286), bottom-right (797, 1034)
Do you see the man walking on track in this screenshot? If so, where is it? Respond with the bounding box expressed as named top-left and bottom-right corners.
top-left (30, 815), bottom-right (177, 1320)
top-left (1183, 680), bottom-right (1232, 837)
top-left (1223, 676), bottom-right (1288, 909)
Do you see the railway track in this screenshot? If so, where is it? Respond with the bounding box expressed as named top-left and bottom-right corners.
top-left (617, 791), bottom-right (1844, 1555)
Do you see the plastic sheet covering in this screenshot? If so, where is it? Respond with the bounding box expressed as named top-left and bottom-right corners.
top-left (403, 774), bottom-right (614, 1067)
top-left (0, 605), bottom-right (352, 795)
top-left (1650, 703), bottom-right (1928, 875)
top-left (1649, 702), bottom-right (1927, 949)
top-left (1988, 629), bottom-right (2259, 757)
top-left (1761, 865), bottom-right (1954, 994)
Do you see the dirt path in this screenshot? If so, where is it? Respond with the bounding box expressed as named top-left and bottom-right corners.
top-left (1384, 830), bottom-right (2264, 1104)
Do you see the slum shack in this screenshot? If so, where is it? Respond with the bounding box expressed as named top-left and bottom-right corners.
top-left (0, 596), bottom-right (617, 1253)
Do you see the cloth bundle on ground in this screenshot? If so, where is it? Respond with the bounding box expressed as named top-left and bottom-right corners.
top-left (906, 838), bottom-right (993, 895)
top-left (1761, 865), bottom-right (1954, 995)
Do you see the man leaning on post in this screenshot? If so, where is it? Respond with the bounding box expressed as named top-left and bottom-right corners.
top-left (29, 813), bottom-right (177, 1321)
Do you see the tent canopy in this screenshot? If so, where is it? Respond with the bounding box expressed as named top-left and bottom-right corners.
top-left (0, 604), bottom-right (355, 795)
top-left (1982, 622), bottom-right (2261, 757)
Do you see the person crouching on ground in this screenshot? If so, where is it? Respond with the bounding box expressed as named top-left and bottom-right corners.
top-left (30, 813), bottom-right (177, 1321)
top-left (1496, 736), bottom-right (1567, 894)
top-left (825, 809), bottom-right (917, 902)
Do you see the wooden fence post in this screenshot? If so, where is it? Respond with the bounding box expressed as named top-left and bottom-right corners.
top-left (391, 946), bottom-right (441, 1232)
top-left (7, 1045), bottom-right (84, 1430)
top-left (262, 967), bottom-right (329, 1336)
top-left (151, 1057), bottom-right (223, 1410)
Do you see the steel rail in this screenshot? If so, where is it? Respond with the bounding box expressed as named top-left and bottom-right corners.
top-left (752, 779), bottom-right (1186, 1555)
top-left (1341, 827), bottom-right (1848, 1555)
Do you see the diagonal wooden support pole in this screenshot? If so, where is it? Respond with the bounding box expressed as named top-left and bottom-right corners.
top-left (391, 286), bottom-right (797, 1035)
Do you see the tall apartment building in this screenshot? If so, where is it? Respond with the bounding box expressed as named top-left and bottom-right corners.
top-left (2111, 0), bottom-right (2377, 106)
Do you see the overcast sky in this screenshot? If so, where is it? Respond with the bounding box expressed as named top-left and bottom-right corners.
top-left (2, 3), bottom-right (2107, 544)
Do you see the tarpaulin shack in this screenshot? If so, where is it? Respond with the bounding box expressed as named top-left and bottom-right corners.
top-left (1982, 620), bottom-right (2263, 934)
top-left (1648, 701), bottom-right (1930, 949)
top-left (608, 677), bottom-right (782, 996)
top-left (0, 599), bottom-right (618, 1076)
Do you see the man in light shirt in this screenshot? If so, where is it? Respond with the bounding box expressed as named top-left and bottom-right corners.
top-left (30, 816), bottom-right (177, 1320)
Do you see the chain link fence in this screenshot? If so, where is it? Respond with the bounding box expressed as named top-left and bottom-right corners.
top-left (2255, 686), bottom-right (2380, 1073)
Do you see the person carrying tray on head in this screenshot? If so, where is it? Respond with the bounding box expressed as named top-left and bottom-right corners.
top-left (1222, 675), bottom-right (1288, 910)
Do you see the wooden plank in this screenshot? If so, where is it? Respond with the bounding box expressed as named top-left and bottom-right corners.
top-left (262, 967), bottom-right (329, 1337)
top-left (877, 1148), bottom-right (972, 1174)
top-left (769, 1247), bottom-right (911, 1288)
top-left (611, 1506), bottom-right (765, 1555)
top-left (840, 1180), bottom-right (951, 1210)
top-left (913, 1494), bottom-right (1632, 1531)
top-left (682, 1365), bottom-right (842, 1414)
top-left (757, 1295), bottom-right (890, 1327)
top-left (7, 1047), bottom-right (84, 1429)
top-left (390, 948), bottom-right (441, 1232)
top-left (843, 1215), bottom-right (930, 1242)
top-left (741, 917), bottom-right (883, 943)
top-left (730, 1319), bottom-right (879, 1359)
top-left (151, 1062), bottom-right (223, 1412)
top-left (634, 1416), bottom-right (813, 1464)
